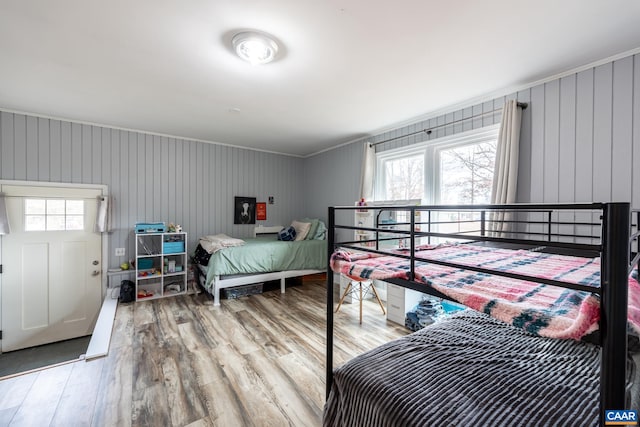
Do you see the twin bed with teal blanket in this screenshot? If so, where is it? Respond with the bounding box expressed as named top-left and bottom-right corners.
top-left (199, 233), bottom-right (326, 306)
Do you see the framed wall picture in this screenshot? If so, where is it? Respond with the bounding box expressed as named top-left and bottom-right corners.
top-left (234, 196), bottom-right (256, 224)
top-left (256, 202), bottom-right (267, 221)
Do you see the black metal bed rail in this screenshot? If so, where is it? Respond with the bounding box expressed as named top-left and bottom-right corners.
top-left (376, 206), bottom-right (601, 240)
top-left (367, 205), bottom-right (602, 242)
top-left (337, 229), bottom-right (602, 248)
top-left (392, 218), bottom-right (602, 227)
top-left (332, 223), bottom-right (602, 253)
top-left (326, 202), bottom-right (631, 426)
top-left (335, 202), bottom-right (603, 211)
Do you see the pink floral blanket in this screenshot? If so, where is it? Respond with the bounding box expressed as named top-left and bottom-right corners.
top-left (331, 244), bottom-right (640, 340)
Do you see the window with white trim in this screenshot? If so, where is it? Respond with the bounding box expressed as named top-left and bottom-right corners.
top-left (374, 125), bottom-right (500, 204)
top-left (24, 199), bottom-right (85, 231)
top-left (375, 125), bottom-right (500, 237)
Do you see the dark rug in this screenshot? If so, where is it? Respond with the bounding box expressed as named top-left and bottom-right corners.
top-left (263, 276), bottom-right (303, 292)
top-left (0, 335), bottom-right (91, 378)
top-left (221, 276), bottom-right (304, 299)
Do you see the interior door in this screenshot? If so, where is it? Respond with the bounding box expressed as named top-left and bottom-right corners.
top-left (1, 184), bottom-right (102, 352)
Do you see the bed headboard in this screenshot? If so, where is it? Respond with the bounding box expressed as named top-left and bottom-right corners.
top-left (253, 225), bottom-right (283, 237)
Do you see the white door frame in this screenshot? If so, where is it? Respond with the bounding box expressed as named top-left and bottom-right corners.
top-left (0, 180), bottom-right (109, 352)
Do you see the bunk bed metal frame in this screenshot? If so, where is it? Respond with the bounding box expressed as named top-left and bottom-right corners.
top-left (325, 202), bottom-right (639, 425)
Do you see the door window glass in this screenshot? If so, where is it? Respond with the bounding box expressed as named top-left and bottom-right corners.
top-left (25, 199), bottom-right (85, 231)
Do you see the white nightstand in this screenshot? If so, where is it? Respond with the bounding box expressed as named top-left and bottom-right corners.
top-left (386, 283), bottom-right (422, 325)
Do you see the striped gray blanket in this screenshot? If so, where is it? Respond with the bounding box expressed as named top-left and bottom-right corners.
top-left (324, 310), bottom-right (636, 427)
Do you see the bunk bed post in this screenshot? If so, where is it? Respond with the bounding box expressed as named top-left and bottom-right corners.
top-left (376, 210), bottom-right (382, 251)
top-left (480, 210), bottom-right (486, 236)
top-left (600, 202), bottom-right (629, 423)
top-left (326, 206), bottom-right (336, 399)
top-left (409, 206), bottom-right (415, 281)
top-left (636, 211), bottom-right (640, 260)
top-left (428, 210), bottom-right (431, 245)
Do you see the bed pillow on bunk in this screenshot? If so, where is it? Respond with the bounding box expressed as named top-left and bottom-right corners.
top-left (314, 220), bottom-right (327, 240)
top-left (277, 226), bottom-right (297, 241)
top-left (291, 220), bottom-right (312, 241)
top-left (300, 217), bottom-right (320, 240)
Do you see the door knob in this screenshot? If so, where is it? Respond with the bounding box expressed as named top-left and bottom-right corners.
top-left (92, 270), bottom-right (100, 276)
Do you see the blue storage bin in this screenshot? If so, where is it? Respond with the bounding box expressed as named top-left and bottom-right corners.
top-left (441, 300), bottom-right (465, 314)
top-left (135, 222), bottom-right (166, 233)
top-left (138, 258), bottom-right (154, 269)
top-left (163, 242), bottom-right (185, 254)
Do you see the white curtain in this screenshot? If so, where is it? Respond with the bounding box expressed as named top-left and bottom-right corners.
top-left (94, 196), bottom-right (112, 233)
top-left (490, 100), bottom-right (523, 234)
top-left (0, 193), bottom-right (10, 234)
top-left (359, 142), bottom-right (375, 202)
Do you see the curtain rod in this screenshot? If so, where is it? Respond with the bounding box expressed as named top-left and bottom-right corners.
top-left (370, 102), bottom-right (528, 147)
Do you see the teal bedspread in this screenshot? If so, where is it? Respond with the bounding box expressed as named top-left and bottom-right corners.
top-left (204, 235), bottom-right (326, 283)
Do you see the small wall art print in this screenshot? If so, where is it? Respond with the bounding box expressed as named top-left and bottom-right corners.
top-left (256, 202), bottom-right (267, 221)
top-left (234, 196), bottom-right (256, 224)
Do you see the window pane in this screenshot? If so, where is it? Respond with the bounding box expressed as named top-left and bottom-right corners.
top-left (25, 199), bottom-right (45, 215)
top-left (66, 200), bottom-right (84, 215)
top-left (25, 215), bottom-right (46, 231)
top-left (47, 200), bottom-right (65, 215)
top-left (47, 215), bottom-right (66, 230)
top-left (439, 141), bottom-right (496, 205)
top-left (66, 215), bottom-right (84, 230)
top-left (384, 155), bottom-right (424, 200)
top-left (24, 198), bottom-right (87, 232)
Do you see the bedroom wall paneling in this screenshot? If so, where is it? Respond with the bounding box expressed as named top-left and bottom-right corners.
top-left (611, 56), bottom-right (634, 203)
top-left (302, 98), bottom-right (505, 225)
top-left (0, 112), bottom-right (305, 269)
top-left (302, 140), bottom-right (364, 242)
top-left (304, 52), bottom-right (640, 241)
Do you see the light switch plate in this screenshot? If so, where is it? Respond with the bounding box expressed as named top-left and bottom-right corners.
top-left (115, 248), bottom-right (125, 256)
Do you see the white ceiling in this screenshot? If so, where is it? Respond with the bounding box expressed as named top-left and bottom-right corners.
top-left (1, 1), bottom-right (640, 157)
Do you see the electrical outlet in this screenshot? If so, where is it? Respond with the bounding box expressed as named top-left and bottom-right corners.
top-left (115, 248), bottom-right (125, 257)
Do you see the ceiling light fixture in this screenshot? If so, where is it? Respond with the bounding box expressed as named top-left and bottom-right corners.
top-left (232, 30), bottom-right (279, 65)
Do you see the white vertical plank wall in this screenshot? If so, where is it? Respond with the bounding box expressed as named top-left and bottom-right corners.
top-left (0, 113), bottom-right (305, 268)
top-left (3, 52), bottom-right (640, 268)
top-left (306, 52), bottom-right (640, 227)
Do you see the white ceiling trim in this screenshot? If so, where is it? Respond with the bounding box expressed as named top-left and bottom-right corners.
top-left (0, 107), bottom-right (304, 158)
top-left (3, 46), bottom-right (640, 161)
top-left (305, 46), bottom-right (640, 159)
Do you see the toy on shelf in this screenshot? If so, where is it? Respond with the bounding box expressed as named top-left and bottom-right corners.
top-left (167, 223), bottom-right (183, 233)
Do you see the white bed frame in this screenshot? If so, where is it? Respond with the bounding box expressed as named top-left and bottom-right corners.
top-left (206, 225), bottom-right (324, 306)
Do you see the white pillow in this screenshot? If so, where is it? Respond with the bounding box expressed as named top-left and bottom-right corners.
top-left (291, 220), bottom-right (311, 241)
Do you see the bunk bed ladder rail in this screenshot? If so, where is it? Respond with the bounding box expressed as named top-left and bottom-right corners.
top-left (600, 202), bottom-right (630, 425)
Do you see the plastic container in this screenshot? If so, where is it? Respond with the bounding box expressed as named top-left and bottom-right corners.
top-left (163, 242), bottom-right (185, 254)
top-left (138, 258), bottom-right (154, 269)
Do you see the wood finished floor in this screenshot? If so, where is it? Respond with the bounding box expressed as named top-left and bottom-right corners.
top-left (0, 276), bottom-right (408, 427)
